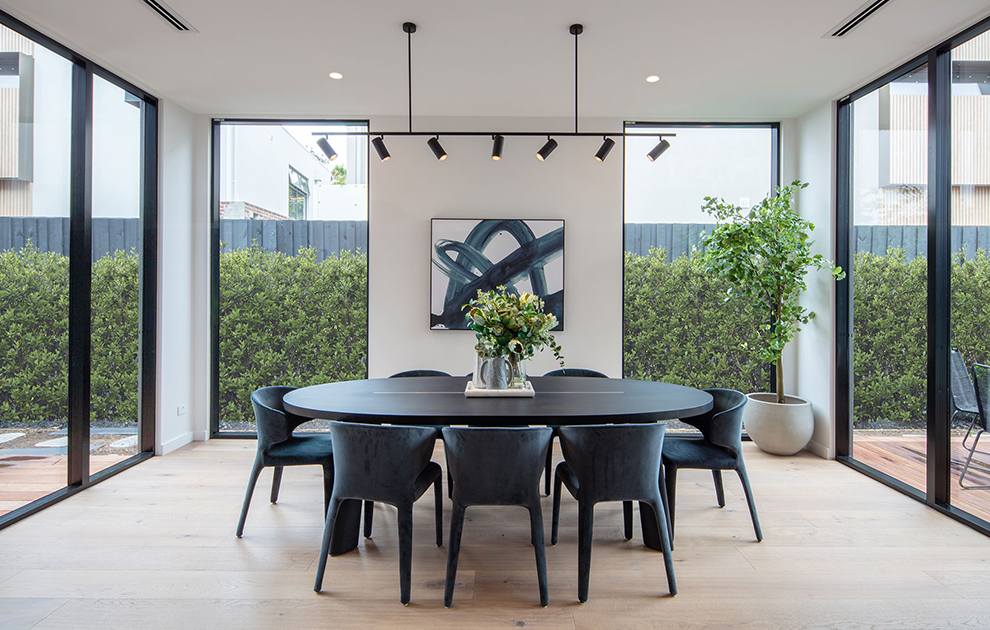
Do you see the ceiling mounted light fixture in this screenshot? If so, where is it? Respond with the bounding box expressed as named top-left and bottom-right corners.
top-left (372, 136), bottom-right (390, 161)
top-left (428, 136), bottom-right (447, 161)
top-left (646, 75), bottom-right (660, 83)
top-left (647, 137), bottom-right (671, 162)
top-left (491, 134), bottom-right (504, 160)
top-left (536, 137), bottom-right (558, 161)
top-left (328, 72), bottom-right (343, 80)
top-left (316, 137), bottom-right (338, 161)
top-left (595, 137), bottom-right (615, 162)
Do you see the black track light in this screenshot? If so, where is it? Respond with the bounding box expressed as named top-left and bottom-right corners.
top-left (647, 138), bottom-right (671, 162)
top-left (428, 136), bottom-right (447, 161)
top-left (491, 134), bottom-right (504, 160)
top-left (595, 137), bottom-right (615, 162)
top-left (372, 136), bottom-right (390, 161)
top-left (316, 137), bottom-right (338, 161)
top-left (536, 137), bottom-right (558, 161)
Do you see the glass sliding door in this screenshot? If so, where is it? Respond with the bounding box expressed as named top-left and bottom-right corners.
top-left (213, 121), bottom-right (369, 434)
top-left (950, 28), bottom-right (990, 522)
top-left (623, 123), bottom-right (777, 432)
top-left (847, 62), bottom-right (930, 492)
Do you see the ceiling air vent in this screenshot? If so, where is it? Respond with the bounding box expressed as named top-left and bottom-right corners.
top-left (827, 0), bottom-right (893, 38)
top-left (141, 0), bottom-right (198, 33)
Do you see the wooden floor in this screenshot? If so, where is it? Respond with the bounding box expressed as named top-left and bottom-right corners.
top-left (0, 455), bottom-right (130, 517)
top-left (2, 440), bottom-right (990, 629)
top-left (853, 433), bottom-right (990, 524)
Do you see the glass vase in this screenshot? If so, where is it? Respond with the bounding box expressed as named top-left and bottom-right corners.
top-left (509, 356), bottom-right (527, 388)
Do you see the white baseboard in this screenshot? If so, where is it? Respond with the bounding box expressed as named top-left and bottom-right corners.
top-left (193, 430), bottom-right (210, 442)
top-left (805, 439), bottom-right (833, 460)
top-left (159, 431), bottom-right (194, 455)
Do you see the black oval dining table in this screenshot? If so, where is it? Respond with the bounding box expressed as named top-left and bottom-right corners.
top-left (282, 376), bottom-right (713, 554)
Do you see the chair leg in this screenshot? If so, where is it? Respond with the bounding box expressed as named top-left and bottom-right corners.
top-left (447, 469), bottom-right (453, 499)
top-left (444, 503), bottom-right (467, 608)
top-left (544, 439), bottom-right (554, 496)
top-left (235, 459), bottom-right (264, 538)
top-left (713, 470), bottom-right (725, 508)
top-left (659, 465), bottom-right (673, 550)
top-left (363, 500), bottom-right (374, 538)
top-left (663, 466), bottom-right (678, 544)
top-left (270, 466), bottom-right (284, 504)
top-left (577, 501), bottom-right (595, 603)
top-left (623, 501), bottom-right (634, 541)
top-left (959, 430), bottom-right (990, 489)
top-left (736, 464), bottom-right (763, 542)
top-left (434, 474), bottom-right (444, 547)
top-left (322, 464), bottom-right (333, 517)
top-left (314, 496), bottom-right (342, 592)
top-left (644, 498), bottom-right (677, 596)
top-left (398, 505), bottom-right (414, 605)
top-left (551, 469), bottom-right (564, 546)
top-left (528, 501), bottom-right (549, 607)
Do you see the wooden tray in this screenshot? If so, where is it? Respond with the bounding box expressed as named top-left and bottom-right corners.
top-left (464, 381), bottom-right (535, 397)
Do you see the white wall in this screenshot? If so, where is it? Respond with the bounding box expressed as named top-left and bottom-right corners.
top-left (788, 102), bottom-right (839, 459)
top-left (368, 116), bottom-right (624, 378)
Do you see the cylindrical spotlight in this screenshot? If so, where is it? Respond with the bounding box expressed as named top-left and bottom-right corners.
top-left (647, 138), bottom-right (671, 162)
top-left (536, 137), bottom-right (558, 161)
top-left (491, 134), bottom-right (504, 160)
top-left (372, 136), bottom-right (390, 161)
top-left (595, 137), bottom-right (615, 162)
top-left (316, 137), bottom-right (338, 161)
top-left (427, 136), bottom-right (447, 161)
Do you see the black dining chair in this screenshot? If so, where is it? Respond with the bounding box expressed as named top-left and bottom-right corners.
top-left (389, 369), bottom-right (453, 499)
top-left (313, 421), bottom-right (443, 605)
top-left (541, 368), bottom-right (609, 496)
top-left (551, 423), bottom-right (676, 601)
top-left (441, 426), bottom-right (552, 607)
top-left (661, 388), bottom-right (762, 545)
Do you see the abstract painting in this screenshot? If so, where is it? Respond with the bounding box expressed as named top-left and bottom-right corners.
top-left (431, 219), bottom-right (564, 330)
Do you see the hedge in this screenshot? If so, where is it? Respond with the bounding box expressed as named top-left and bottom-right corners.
top-left (4, 244), bottom-right (989, 426)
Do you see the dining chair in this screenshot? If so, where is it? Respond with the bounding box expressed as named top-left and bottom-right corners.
top-left (551, 423), bottom-right (676, 601)
top-left (952, 350), bottom-right (990, 488)
top-left (661, 388), bottom-right (762, 546)
top-left (314, 421), bottom-right (443, 605)
top-left (389, 370), bottom-right (453, 499)
top-left (440, 426), bottom-right (552, 607)
top-left (541, 368), bottom-right (609, 496)
top-left (236, 386), bottom-right (338, 537)
top-left (961, 363), bottom-right (990, 489)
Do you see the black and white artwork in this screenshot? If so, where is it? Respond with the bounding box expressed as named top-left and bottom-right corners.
top-left (431, 219), bottom-right (564, 331)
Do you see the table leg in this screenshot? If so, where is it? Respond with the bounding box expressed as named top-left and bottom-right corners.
top-left (329, 498), bottom-right (363, 555)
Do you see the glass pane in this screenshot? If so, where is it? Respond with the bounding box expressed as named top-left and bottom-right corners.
top-left (850, 64), bottom-right (929, 491)
top-left (623, 125), bottom-right (774, 432)
top-left (0, 25), bottom-right (72, 514)
top-left (217, 123), bottom-right (368, 433)
top-left (90, 75), bottom-right (143, 469)
top-left (950, 29), bottom-right (990, 522)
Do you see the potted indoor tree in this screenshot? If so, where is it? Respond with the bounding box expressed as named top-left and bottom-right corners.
top-left (701, 181), bottom-right (844, 455)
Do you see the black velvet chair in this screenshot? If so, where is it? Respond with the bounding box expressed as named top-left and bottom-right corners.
top-left (661, 388), bottom-right (762, 545)
top-left (441, 426), bottom-right (552, 607)
top-left (389, 370), bottom-right (453, 498)
top-left (541, 368), bottom-right (609, 496)
top-left (313, 421), bottom-right (443, 604)
top-left (551, 423), bottom-right (676, 601)
top-left (236, 386), bottom-right (338, 538)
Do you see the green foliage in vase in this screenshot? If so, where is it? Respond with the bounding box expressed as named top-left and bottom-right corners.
top-left (700, 181), bottom-right (844, 403)
top-left (464, 286), bottom-right (564, 366)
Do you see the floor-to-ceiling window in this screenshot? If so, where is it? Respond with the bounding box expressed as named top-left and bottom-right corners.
top-left (623, 123), bottom-right (778, 421)
top-left (211, 121), bottom-right (368, 435)
top-left (838, 16), bottom-right (990, 535)
top-left (0, 12), bottom-right (157, 528)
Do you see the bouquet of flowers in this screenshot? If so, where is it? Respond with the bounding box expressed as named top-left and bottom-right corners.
top-left (464, 286), bottom-right (564, 367)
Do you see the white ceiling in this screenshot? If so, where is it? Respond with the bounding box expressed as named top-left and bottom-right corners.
top-left (2, 0), bottom-right (989, 120)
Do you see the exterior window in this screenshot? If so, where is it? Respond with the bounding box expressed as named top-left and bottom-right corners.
top-left (288, 167), bottom-right (309, 220)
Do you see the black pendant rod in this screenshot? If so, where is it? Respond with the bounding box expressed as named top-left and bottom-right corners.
top-left (403, 22), bottom-right (416, 133)
top-left (570, 24), bottom-right (583, 134)
top-left (312, 131), bottom-right (676, 138)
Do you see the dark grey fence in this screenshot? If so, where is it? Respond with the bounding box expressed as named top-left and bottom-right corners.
top-left (1, 217), bottom-right (367, 261)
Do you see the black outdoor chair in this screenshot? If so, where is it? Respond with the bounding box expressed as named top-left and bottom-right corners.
top-left (661, 388), bottom-right (762, 546)
top-left (237, 386), bottom-right (352, 538)
top-left (951, 350), bottom-right (989, 488)
top-left (313, 421), bottom-right (443, 604)
top-left (551, 423), bottom-right (676, 601)
top-left (961, 363), bottom-right (990, 490)
top-left (541, 368), bottom-right (609, 496)
top-left (441, 426), bottom-right (552, 607)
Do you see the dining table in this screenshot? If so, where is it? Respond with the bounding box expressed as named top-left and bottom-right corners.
top-left (282, 376), bottom-right (713, 554)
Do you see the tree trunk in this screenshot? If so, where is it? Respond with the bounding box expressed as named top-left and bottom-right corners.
top-left (776, 356), bottom-right (785, 404)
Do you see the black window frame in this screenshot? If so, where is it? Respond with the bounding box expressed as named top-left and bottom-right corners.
top-left (835, 13), bottom-right (990, 538)
top-left (0, 9), bottom-right (158, 531)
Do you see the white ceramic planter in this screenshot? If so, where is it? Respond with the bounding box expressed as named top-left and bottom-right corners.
top-left (743, 393), bottom-right (814, 456)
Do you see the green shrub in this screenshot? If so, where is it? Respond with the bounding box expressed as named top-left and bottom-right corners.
top-left (91, 249), bottom-right (140, 423)
top-left (623, 249), bottom-right (768, 393)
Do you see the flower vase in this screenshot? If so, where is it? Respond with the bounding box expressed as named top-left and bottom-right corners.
top-left (509, 357), bottom-right (527, 388)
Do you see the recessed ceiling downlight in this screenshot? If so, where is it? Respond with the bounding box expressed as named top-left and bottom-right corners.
top-left (329, 72), bottom-right (343, 80)
top-left (646, 75), bottom-right (660, 83)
